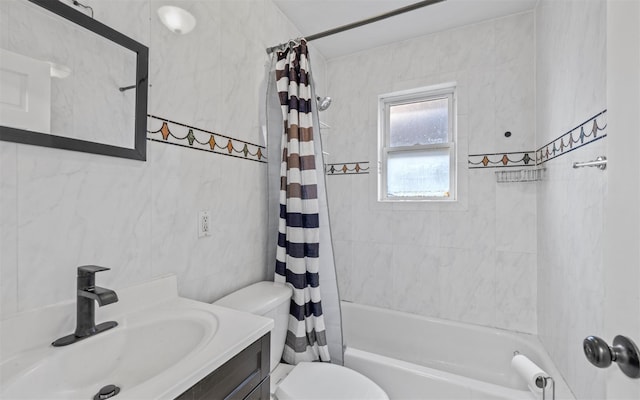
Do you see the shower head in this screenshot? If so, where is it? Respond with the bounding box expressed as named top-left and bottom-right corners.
top-left (316, 96), bottom-right (332, 111)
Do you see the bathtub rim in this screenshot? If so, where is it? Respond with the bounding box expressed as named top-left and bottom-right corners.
top-left (340, 300), bottom-right (576, 400)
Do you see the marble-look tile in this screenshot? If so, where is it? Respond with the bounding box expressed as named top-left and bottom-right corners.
top-left (0, 143), bottom-right (18, 316)
top-left (149, 1), bottom-right (225, 132)
top-left (0, 0), bottom-right (310, 321)
top-left (494, 62), bottom-right (535, 152)
top-left (535, 0), bottom-right (607, 397)
top-left (150, 139), bottom-right (269, 304)
top-left (495, 251), bottom-right (536, 333)
top-left (494, 11), bottom-right (534, 66)
top-left (439, 247), bottom-right (496, 327)
top-left (456, 113), bottom-right (469, 158)
top-left (350, 242), bottom-right (393, 309)
top-left (391, 211), bottom-right (440, 247)
top-left (93, 0), bottom-right (150, 46)
top-left (323, 10), bottom-right (536, 336)
top-left (351, 207), bottom-right (393, 245)
top-left (439, 205), bottom-right (496, 251)
top-left (219, 37), bottom-right (265, 143)
top-left (563, 288), bottom-right (606, 399)
top-left (7, 0), bottom-right (75, 69)
top-left (50, 77), bottom-right (75, 139)
top-left (325, 65), bottom-right (379, 161)
top-left (391, 245), bottom-right (441, 318)
top-left (149, 141), bottom-right (218, 278)
top-left (332, 46), bottom-right (395, 96)
top-left (150, 68), bottom-right (223, 132)
top-left (73, 37), bottom-right (137, 148)
top-left (0, 3), bottom-right (549, 374)
top-left (496, 181), bottom-right (536, 254)
top-left (391, 34), bottom-right (439, 81)
top-left (57, 0), bottom-right (150, 46)
top-left (391, 72), bottom-right (450, 94)
top-left (263, 0), bottom-right (301, 49)
top-left (467, 170), bottom-right (496, 211)
top-left (535, 0), bottom-right (606, 145)
top-left (436, 19), bottom-right (495, 73)
top-left (351, 172), bottom-right (386, 215)
top-left (220, 0), bottom-right (265, 44)
top-left (467, 68), bottom-right (497, 154)
top-left (332, 240), bottom-right (353, 302)
top-left (317, 205), bottom-right (344, 365)
top-left (326, 178), bottom-right (353, 241)
top-left (15, 146), bottom-right (152, 312)
top-left (565, 168), bottom-right (606, 290)
top-left (0, 1), bottom-right (8, 49)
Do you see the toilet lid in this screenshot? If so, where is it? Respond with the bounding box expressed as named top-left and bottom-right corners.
top-left (275, 362), bottom-right (389, 400)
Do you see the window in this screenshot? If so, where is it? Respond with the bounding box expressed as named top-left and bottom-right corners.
top-left (378, 83), bottom-right (456, 201)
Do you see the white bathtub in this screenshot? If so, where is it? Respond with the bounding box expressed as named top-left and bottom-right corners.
top-left (342, 302), bottom-right (575, 400)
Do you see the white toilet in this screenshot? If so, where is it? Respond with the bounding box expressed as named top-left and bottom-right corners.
top-left (214, 281), bottom-right (389, 400)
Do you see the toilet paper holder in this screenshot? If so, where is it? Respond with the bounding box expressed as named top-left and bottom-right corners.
top-left (532, 375), bottom-right (555, 400)
top-left (583, 335), bottom-right (640, 378)
top-left (513, 351), bottom-right (555, 400)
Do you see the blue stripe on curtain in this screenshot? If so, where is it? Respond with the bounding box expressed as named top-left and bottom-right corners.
top-left (288, 97), bottom-right (312, 113)
top-left (276, 235), bottom-right (320, 258)
top-left (279, 205), bottom-right (320, 228)
top-left (290, 300), bottom-right (324, 321)
top-left (273, 39), bottom-right (331, 363)
top-left (274, 264), bottom-right (320, 289)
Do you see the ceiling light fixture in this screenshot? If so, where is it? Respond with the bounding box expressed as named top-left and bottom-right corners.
top-left (157, 6), bottom-right (196, 35)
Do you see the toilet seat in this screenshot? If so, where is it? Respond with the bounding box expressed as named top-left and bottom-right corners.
top-left (274, 362), bottom-right (389, 400)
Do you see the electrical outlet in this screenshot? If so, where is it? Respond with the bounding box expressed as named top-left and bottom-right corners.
top-left (198, 210), bottom-right (211, 238)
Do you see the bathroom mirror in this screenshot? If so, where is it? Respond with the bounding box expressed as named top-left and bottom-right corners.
top-left (0, 0), bottom-right (149, 161)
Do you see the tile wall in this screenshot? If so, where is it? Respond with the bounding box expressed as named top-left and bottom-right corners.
top-left (0, 0), bottom-right (325, 316)
top-left (0, 3), bottom-right (612, 395)
top-left (323, 12), bottom-right (538, 334)
top-left (535, 0), bottom-right (608, 398)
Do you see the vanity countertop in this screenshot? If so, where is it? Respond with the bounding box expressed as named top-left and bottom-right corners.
top-left (0, 275), bottom-right (273, 399)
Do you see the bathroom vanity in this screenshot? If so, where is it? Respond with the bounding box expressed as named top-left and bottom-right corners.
top-left (176, 333), bottom-right (270, 400)
top-left (0, 275), bottom-right (273, 399)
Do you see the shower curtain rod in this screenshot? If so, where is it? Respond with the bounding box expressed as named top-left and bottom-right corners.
top-left (266, 0), bottom-right (446, 54)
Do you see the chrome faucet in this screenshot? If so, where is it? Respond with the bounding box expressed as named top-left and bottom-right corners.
top-left (52, 266), bottom-right (119, 347)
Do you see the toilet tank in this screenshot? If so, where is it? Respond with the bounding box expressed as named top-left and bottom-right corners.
top-left (214, 281), bottom-right (292, 372)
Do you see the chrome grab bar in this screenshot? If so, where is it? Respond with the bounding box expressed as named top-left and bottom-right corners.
top-left (573, 156), bottom-right (607, 170)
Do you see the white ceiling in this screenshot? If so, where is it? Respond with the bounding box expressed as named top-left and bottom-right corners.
top-left (272, 0), bottom-right (538, 59)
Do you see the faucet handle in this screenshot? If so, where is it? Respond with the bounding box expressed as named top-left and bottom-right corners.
top-left (78, 265), bottom-right (110, 276)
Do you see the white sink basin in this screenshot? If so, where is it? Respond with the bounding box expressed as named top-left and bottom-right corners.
top-left (0, 276), bottom-right (273, 400)
top-left (2, 307), bottom-right (217, 399)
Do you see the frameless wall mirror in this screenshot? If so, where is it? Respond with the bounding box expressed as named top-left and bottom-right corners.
top-left (0, 0), bottom-right (149, 161)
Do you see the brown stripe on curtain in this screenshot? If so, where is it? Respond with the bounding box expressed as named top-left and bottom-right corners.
top-left (286, 154), bottom-right (316, 170)
top-left (286, 183), bottom-right (318, 200)
top-left (287, 126), bottom-right (314, 142)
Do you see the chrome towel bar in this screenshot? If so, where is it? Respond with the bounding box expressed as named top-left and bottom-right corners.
top-left (573, 156), bottom-right (607, 170)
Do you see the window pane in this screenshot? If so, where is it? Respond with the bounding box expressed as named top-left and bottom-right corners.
top-left (389, 98), bottom-right (448, 147)
top-left (387, 149), bottom-right (450, 198)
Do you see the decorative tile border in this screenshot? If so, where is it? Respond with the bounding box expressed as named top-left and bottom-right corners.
top-left (468, 151), bottom-right (536, 169)
top-left (536, 110), bottom-right (607, 165)
top-left (324, 110), bottom-right (606, 175)
top-left (146, 115), bottom-right (266, 163)
top-left (325, 162), bottom-right (370, 175)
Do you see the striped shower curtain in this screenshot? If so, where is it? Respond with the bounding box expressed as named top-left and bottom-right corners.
top-left (274, 40), bottom-right (330, 364)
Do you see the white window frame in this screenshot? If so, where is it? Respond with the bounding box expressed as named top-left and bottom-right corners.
top-left (378, 83), bottom-right (457, 202)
